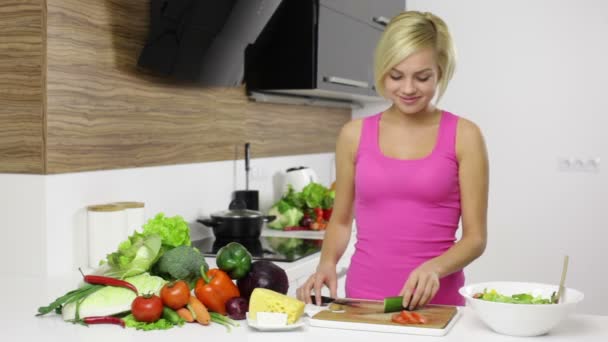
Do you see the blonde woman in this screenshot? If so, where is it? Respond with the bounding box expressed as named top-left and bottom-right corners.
top-left (297, 11), bottom-right (489, 310)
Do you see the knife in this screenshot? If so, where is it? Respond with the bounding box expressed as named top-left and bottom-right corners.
top-left (311, 295), bottom-right (404, 313)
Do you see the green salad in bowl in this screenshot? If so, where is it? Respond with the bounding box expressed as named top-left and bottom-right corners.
top-left (460, 281), bottom-right (584, 337)
top-left (473, 288), bottom-right (555, 304)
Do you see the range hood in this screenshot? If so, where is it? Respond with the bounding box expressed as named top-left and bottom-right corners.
top-left (198, 0), bottom-right (283, 86)
top-left (244, 0), bottom-right (388, 107)
top-left (138, 0), bottom-right (283, 86)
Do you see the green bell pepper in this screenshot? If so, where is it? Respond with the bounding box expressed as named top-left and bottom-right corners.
top-left (215, 242), bottom-right (252, 279)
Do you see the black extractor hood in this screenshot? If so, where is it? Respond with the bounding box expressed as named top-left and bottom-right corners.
top-left (137, 0), bottom-right (398, 107)
top-left (138, 0), bottom-right (283, 86)
top-left (244, 0), bottom-right (394, 108)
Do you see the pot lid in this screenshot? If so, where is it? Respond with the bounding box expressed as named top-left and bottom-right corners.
top-left (212, 199), bottom-right (263, 218)
top-left (212, 208), bottom-right (262, 218)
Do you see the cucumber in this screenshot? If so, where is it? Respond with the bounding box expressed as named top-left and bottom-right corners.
top-left (383, 296), bottom-right (404, 313)
top-left (162, 307), bottom-right (184, 325)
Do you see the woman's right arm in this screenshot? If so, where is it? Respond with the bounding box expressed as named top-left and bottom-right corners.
top-left (296, 119), bottom-right (361, 305)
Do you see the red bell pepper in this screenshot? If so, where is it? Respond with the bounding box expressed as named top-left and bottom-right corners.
top-left (194, 268), bottom-right (240, 315)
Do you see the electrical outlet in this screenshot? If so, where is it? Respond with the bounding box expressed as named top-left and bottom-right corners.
top-left (557, 157), bottom-right (600, 173)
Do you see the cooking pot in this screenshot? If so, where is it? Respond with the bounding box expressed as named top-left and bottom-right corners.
top-left (197, 200), bottom-right (276, 238)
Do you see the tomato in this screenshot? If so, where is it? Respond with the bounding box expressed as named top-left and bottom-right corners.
top-left (322, 207), bottom-right (333, 221)
top-left (314, 208), bottom-right (324, 223)
top-left (391, 310), bottom-right (428, 325)
top-left (408, 311), bottom-right (428, 324)
top-left (391, 313), bottom-right (410, 324)
top-left (160, 280), bottom-right (191, 310)
top-left (131, 294), bottom-right (163, 322)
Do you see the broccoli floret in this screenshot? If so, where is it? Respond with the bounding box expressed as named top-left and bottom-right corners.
top-left (151, 246), bottom-right (209, 287)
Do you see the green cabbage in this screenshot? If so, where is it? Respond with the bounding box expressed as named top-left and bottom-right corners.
top-left (103, 233), bottom-right (162, 279)
top-left (102, 212), bottom-right (192, 278)
top-left (61, 273), bottom-right (166, 321)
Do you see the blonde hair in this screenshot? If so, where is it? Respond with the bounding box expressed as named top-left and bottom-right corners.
top-left (374, 11), bottom-right (456, 102)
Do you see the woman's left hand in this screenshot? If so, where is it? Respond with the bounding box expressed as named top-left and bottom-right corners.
top-left (399, 264), bottom-right (440, 310)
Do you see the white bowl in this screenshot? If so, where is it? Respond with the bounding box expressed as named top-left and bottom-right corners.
top-left (459, 281), bottom-right (584, 337)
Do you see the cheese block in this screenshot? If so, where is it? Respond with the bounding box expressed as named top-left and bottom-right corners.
top-left (248, 288), bottom-right (305, 324)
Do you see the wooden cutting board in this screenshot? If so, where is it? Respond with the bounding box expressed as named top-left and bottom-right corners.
top-left (309, 301), bottom-right (461, 336)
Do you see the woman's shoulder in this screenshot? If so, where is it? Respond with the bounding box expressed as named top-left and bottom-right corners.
top-left (337, 115), bottom-right (377, 159)
top-left (339, 117), bottom-right (365, 143)
top-left (452, 114), bottom-right (486, 159)
top-left (341, 112), bottom-right (381, 137)
top-left (454, 115), bottom-right (484, 140)
top-left (441, 110), bottom-right (482, 136)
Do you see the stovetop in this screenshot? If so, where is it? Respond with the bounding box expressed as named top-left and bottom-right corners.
top-left (192, 236), bottom-right (323, 262)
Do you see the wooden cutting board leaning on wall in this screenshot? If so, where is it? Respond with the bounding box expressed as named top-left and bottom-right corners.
top-left (309, 299), bottom-right (461, 336)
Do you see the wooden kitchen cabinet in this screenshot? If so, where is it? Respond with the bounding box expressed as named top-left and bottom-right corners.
top-left (0, 0), bottom-right (350, 174)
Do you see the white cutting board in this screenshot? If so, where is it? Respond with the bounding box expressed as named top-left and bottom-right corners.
top-left (308, 307), bottom-right (462, 336)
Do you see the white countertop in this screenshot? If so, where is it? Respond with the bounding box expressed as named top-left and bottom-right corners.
top-left (261, 227), bottom-right (326, 239)
top-left (6, 271), bottom-right (608, 342)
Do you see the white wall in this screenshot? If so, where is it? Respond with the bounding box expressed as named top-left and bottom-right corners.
top-left (1, 153), bottom-right (335, 277)
top-left (0, 175), bottom-right (46, 276)
top-left (401, 0), bottom-right (607, 315)
top-left (352, 100), bottom-right (390, 120)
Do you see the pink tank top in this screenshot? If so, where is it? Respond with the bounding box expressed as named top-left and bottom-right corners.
top-left (346, 110), bottom-right (465, 306)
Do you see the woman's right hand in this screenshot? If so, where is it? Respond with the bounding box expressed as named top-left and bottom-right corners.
top-left (296, 263), bottom-right (338, 305)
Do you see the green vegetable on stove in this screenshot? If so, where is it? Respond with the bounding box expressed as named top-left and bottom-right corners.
top-left (301, 182), bottom-right (334, 209)
top-left (267, 200), bottom-right (304, 230)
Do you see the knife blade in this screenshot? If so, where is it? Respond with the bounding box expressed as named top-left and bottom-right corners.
top-left (311, 295), bottom-right (404, 313)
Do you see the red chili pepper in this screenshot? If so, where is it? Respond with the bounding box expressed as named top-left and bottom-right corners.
top-left (79, 268), bottom-right (138, 294)
top-left (83, 316), bottom-right (125, 328)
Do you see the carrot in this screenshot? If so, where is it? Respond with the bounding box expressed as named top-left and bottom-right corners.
top-left (188, 295), bottom-right (211, 325)
top-left (176, 307), bottom-right (194, 323)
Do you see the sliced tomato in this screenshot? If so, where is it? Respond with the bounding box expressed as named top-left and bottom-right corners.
top-left (391, 313), bottom-right (410, 324)
top-left (400, 310), bottom-right (417, 323)
top-left (409, 311), bottom-right (428, 324)
top-left (392, 310), bottom-right (428, 325)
